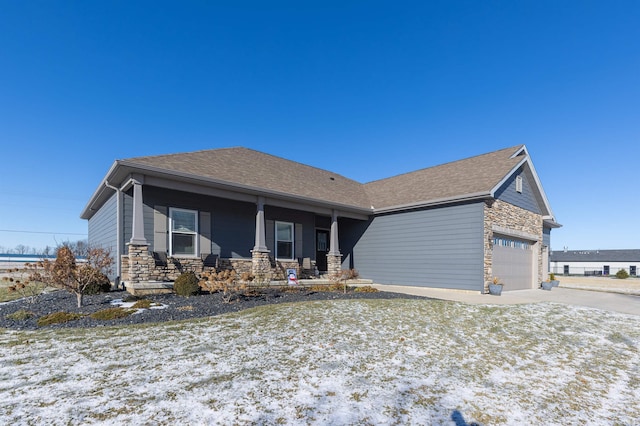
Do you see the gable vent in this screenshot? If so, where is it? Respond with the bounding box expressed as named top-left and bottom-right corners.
top-left (515, 176), bottom-right (523, 193)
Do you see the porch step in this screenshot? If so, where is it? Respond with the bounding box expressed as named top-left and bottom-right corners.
top-left (125, 281), bottom-right (174, 296)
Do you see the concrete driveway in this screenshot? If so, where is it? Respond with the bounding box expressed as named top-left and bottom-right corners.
top-left (373, 284), bottom-right (640, 316)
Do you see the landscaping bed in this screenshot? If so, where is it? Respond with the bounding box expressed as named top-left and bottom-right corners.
top-left (0, 286), bottom-right (427, 330)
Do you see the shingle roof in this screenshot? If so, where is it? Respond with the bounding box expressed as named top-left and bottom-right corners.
top-left (550, 249), bottom-right (640, 262)
top-left (125, 147), bottom-right (372, 210)
top-left (85, 144), bottom-right (540, 219)
top-left (364, 145), bottom-right (525, 209)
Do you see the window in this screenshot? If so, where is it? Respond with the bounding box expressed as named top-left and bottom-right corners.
top-left (563, 265), bottom-right (569, 275)
top-left (493, 236), bottom-right (530, 250)
top-left (169, 208), bottom-right (198, 256)
top-left (275, 221), bottom-right (294, 259)
top-left (603, 265), bottom-right (610, 276)
top-left (515, 176), bottom-right (523, 193)
top-left (631, 266), bottom-right (637, 276)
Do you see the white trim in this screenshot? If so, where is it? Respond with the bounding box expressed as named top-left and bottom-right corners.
top-left (169, 207), bottom-right (199, 257)
top-left (275, 221), bottom-right (295, 260)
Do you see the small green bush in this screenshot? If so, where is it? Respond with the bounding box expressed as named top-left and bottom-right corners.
top-left (173, 271), bottom-right (200, 296)
top-left (90, 307), bottom-right (135, 320)
top-left (354, 285), bottom-right (379, 293)
top-left (37, 312), bottom-right (84, 326)
top-left (616, 269), bottom-right (630, 279)
top-left (132, 299), bottom-right (152, 309)
top-left (83, 271), bottom-right (112, 295)
top-left (6, 309), bottom-right (35, 321)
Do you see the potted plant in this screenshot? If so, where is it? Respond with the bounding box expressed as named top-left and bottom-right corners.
top-left (549, 273), bottom-right (560, 287)
top-left (540, 280), bottom-right (553, 290)
top-left (488, 277), bottom-right (503, 296)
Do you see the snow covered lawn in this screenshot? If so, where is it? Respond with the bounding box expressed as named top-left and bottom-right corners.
top-left (1, 299), bottom-right (639, 425)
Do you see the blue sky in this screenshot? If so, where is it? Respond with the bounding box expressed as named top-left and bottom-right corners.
top-left (1, 1), bottom-right (638, 252)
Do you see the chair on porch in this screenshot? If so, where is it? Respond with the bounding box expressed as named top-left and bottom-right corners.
top-left (152, 251), bottom-right (168, 267)
top-left (152, 251), bottom-right (170, 281)
top-left (201, 253), bottom-right (219, 271)
top-left (299, 257), bottom-right (317, 278)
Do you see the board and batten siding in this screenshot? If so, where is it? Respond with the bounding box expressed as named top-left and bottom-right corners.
top-left (88, 192), bottom-right (119, 279)
top-left (352, 203), bottom-right (485, 290)
top-left (494, 168), bottom-right (541, 214)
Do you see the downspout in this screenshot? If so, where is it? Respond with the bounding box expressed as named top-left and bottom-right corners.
top-left (104, 181), bottom-right (122, 284)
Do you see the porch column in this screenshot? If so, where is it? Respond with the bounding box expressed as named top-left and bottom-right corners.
top-left (253, 196), bottom-right (268, 251)
top-left (127, 176), bottom-right (150, 284)
top-left (329, 210), bottom-right (340, 255)
top-left (130, 177), bottom-right (147, 245)
top-left (251, 196), bottom-right (271, 278)
top-left (327, 210), bottom-right (343, 276)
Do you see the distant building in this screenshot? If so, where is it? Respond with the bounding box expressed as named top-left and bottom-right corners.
top-left (550, 249), bottom-right (640, 276)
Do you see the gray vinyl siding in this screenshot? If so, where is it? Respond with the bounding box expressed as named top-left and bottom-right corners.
top-left (351, 203), bottom-right (485, 290)
top-left (494, 168), bottom-right (541, 214)
top-left (265, 206), bottom-right (316, 259)
top-left (140, 186), bottom-right (255, 258)
top-left (121, 186), bottom-right (320, 261)
top-left (88, 192), bottom-right (118, 279)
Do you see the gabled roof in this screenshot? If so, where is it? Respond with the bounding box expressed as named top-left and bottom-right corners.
top-left (123, 147), bottom-right (372, 210)
top-left (364, 145), bottom-right (555, 218)
top-left (550, 249), bottom-right (640, 263)
top-left (81, 145), bottom-right (558, 222)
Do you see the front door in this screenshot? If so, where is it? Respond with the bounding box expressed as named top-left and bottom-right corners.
top-left (316, 229), bottom-right (330, 272)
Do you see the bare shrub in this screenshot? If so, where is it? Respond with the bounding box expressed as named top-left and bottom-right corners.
top-left (329, 269), bottom-right (360, 294)
top-left (28, 245), bottom-right (113, 307)
top-left (199, 269), bottom-right (248, 303)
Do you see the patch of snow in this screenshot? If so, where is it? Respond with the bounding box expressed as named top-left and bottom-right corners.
top-left (1, 300), bottom-right (639, 425)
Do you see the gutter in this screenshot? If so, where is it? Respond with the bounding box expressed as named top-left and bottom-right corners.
top-left (103, 181), bottom-right (122, 282)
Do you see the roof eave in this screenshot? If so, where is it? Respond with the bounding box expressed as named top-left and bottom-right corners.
top-left (543, 217), bottom-right (562, 228)
top-left (82, 160), bottom-right (373, 220)
top-left (80, 160), bottom-right (123, 219)
top-left (372, 192), bottom-right (491, 215)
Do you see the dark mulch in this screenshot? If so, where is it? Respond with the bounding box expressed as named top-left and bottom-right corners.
top-left (0, 287), bottom-right (428, 330)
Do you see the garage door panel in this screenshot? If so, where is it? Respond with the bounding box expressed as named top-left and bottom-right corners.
top-left (493, 237), bottom-right (534, 290)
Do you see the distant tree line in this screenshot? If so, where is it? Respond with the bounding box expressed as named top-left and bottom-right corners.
top-left (0, 240), bottom-right (88, 257)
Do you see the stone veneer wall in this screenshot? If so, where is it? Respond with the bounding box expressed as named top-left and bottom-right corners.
top-left (483, 199), bottom-right (543, 292)
top-left (121, 252), bottom-right (307, 283)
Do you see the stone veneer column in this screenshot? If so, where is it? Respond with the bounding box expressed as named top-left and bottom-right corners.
top-left (483, 199), bottom-right (544, 292)
top-left (251, 196), bottom-right (271, 277)
top-left (327, 254), bottom-right (343, 277)
top-left (251, 250), bottom-right (271, 277)
top-left (327, 210), bottom-right (342, 276)
top-left (127, 243), bottom-right (150, 283)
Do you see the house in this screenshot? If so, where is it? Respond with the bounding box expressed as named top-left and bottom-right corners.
top-left (550, 249), bottom-right (640, 276)
top-left (81, 145), bottom-right (560, 293)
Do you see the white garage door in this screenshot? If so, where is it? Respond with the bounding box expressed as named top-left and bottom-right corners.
top-left (492, 235), bottom-right (534, 290)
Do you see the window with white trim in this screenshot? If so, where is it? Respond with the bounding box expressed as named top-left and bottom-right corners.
top-left (275, 221), bottom-right (294, 260)
top-left (169, 208), bottom-right (198, 256)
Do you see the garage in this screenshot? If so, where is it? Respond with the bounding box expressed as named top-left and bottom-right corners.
top-left (492, 235), bottom-right (535, 290)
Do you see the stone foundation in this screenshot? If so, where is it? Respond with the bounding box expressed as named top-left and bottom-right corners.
top-left (251, 250), bottom-right (271, 278)
top-left (127, 244), bottom-right (151, 283)
top-left (327, 254), bottom-right (343, 277)
top-left (121, 251), bottom-right (312, 285)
